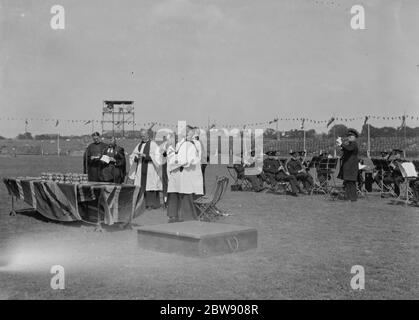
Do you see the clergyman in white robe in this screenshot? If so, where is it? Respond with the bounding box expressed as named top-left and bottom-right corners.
top-left (128, 138), bottom-right (163, 209)
top-left (166, 137), bottom-right (202, 222)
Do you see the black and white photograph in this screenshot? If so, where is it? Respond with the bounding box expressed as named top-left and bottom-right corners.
top-left (0, 0), bottom-right (419, 304)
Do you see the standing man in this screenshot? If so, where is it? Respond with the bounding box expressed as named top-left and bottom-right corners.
top-left (166, 126), bottom-right (203, 222)
top-left (83, 132), bottom-right (107, 182)
top-left (160, 135), bottom-right (170, 207)
top-left (337, 129), bottom-right (359, 202)
top-left (190, 127), bottom-right (206, 195)
top-left (100, 137), bottom-right (126, 184)
top-left (128, 129), bottom-right (163, 209)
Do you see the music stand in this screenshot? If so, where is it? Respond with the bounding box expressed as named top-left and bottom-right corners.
top-left (393, 161), bottom-right (418, 206)
top-left (312, 158), bottom-right (338, 196)
top-left (308, 156), bottom-right (321, 169)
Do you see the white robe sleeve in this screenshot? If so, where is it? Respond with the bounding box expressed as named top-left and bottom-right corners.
top-left (128, 143), bottom-right (141, 180)
top-left (149, 141), bottom-right (163, 168)
top-left (184, 142), bottom-right (200, 167)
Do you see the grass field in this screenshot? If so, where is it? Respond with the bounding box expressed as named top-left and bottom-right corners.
top-left (0, 155), bottom-right (418, 299)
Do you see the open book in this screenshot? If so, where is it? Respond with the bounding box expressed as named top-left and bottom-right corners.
top-left (100, 155), bottom-right (111, 164)
top-left (358, 164), bottom-right (367, 170)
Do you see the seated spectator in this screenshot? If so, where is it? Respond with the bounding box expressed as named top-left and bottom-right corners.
top-left (263, 151), bottom-right (299, 196)
top-left (243, 151), bottom-right (265, 192)
top-left (286, 150), bottom-right (313, 193)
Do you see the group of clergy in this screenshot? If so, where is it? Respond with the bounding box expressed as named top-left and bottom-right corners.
top-left (83, 127), bottom-right (206, 223)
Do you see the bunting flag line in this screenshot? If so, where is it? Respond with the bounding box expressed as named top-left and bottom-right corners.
top-left (1, 114), bottom-right (419, 131)
top-left (326, 117), bottom-right (335, 128)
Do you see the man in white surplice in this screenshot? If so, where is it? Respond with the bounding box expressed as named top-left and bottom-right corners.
top-left (128, 129), bottom-right (163, 209)
top-left (166, 127), bottom-right (203, 222)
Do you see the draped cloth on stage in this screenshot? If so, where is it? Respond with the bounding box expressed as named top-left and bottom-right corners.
top-left (3, 178), bottom-right (145, 225)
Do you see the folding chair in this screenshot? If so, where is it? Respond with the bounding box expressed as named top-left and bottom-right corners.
top-left (194, 176), bottom-right (229, 222)
top-left (392, 161), bottom-right (418, 206)
top-left (310, 159), bottom-right (333, 196)
top-left (310, 168), bottom-right (329, 195)
top-left (227, 164), bottom-right (253, 191)
top-left (315, 158), bottom-right (341, 200)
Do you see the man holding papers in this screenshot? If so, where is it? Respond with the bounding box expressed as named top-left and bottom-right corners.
top-left (166, 127), bottom-right (203, 222)
top-left (100, 137), bottom-right (126, 184)
top-left (83, 132), bottom-right (107, 182)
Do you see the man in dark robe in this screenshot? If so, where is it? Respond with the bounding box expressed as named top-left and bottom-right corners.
top-left (100, 137), bottom-right (126, 184)
top-left (83, 132), bottom-right (107, 182)
top-left (337, 129), bottom-right (359, 201)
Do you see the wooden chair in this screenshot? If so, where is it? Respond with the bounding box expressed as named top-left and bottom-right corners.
top-left (194, 176), bottom-right (229, 222)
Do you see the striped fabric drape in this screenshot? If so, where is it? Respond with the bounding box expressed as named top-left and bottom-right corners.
top-left (3, 178), bottom-right (145, 225)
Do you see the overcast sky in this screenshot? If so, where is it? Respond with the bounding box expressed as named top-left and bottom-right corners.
top-left (1, 0), bottom-right (418, 137)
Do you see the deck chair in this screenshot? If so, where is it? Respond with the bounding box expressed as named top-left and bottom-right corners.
top-left (227, 164), bottom-right (253, 191)
top-left (194, 176), bottom-right (229, 222)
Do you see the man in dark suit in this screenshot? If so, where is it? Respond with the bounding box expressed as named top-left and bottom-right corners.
top-left (337, 129), bottom-right (359, 201)
top-left (384, 149), bottom-right (405, 196)
top-left (83, 132), bottom-right (107, 182)
top-left (286, 150), bottom-right (313, 193)
top-left (100, 137), bottom-right (126, 184)
top-left (262, 151), bottom-right (299, 196)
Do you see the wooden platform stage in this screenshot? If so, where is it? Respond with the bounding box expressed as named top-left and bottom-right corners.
top-left (137, 221), bottom-right (257, 257)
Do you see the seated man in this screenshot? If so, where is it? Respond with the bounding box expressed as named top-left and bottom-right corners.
top-left (298, 151), bottom-right (310, 172)
top-left (373, 151), bottom-right (390, 189)
top-left (286, 150), bottom-right (314, 193)
top-left (262, 151), bottom-right (281, 186)
top-left (384, 150), bottom-right (405, 196)
top-left (276, 159), bottom-right (299, 196)
top-left (262, 151), bottom-right (299, 196)
top-left (243, 151), bottom-right (265, 192)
